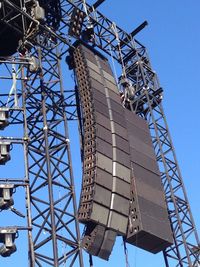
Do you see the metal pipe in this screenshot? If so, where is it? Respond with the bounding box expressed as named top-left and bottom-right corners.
top-left (92, 0), bottom-right (106, 9)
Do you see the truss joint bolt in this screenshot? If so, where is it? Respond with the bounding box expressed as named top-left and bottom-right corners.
top-left (23, 137), bottom-right (30, 142)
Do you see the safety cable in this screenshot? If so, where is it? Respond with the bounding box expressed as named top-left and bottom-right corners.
top-left (108, 40), bottom-right (119, 86)
top-left (6, 64), bottom-right (21, 107)
top-left (111, 22), bottom-right (127, 79)
top-left (89, 254), bottom-right (93, 267)
top-left (82, 0), bottom-right (91, 24)
top-left (123, 238), bottom-right (131, 267)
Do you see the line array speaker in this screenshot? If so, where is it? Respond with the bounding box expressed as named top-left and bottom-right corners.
top-left (71, 42), bottom-right (173, 259)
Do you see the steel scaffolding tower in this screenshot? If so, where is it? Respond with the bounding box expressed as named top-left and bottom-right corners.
top-left (0, 40), bottom-right (84, 267)
top-left (24, 44), bottom-right (83, 266)
top-left (0, 0), bottom-right (199, 266)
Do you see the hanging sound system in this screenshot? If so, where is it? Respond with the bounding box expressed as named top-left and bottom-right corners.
top-left (71, 42), bottom-right (173, 260)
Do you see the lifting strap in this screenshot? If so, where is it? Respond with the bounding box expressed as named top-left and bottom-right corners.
top-left (6, 64), bottom-right (21, 107)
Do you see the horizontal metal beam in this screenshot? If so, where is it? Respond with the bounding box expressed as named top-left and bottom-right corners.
top-left (119, 20), bottom-right (148, 48)
top-left (92, 0), bottom-right (106, 9)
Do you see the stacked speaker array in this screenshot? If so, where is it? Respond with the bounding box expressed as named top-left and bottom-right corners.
top-left (123, 108), bottom-right (173, 252)
top-left (72, 42), bottom-right (173, 260)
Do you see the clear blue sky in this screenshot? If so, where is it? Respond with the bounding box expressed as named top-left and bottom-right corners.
top-left (1, 1), bottom-right (200, 266)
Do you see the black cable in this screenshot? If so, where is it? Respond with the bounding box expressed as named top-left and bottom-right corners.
top-left (123, 237), bottom-right (131, 267)
top-left (89, 254), bottom-right (93, 267)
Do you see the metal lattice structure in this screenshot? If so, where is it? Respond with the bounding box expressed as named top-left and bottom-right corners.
top-left (0, 0), bottom-right (199, 266)
top-left (124, 48), bottom-right (200, 266)
top-left (24, 44), bottom-right (83, 266)
top-left (0, 39), bottom-right (84, 267)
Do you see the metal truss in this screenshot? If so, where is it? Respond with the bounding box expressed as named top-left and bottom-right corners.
top-left (0, 60), bottom-right (34, 262)
top-left (0, 0), bottom-right (142, 62)
top-left (0, 0), bottom-right (199, 266)
top-left (22, 40), bottom-right (83, 266)
top-left (125, 51), bottom-right (200, 266)
top-left (60, 1), bottom-right (200, 265)
top-left (0, 32), bottom-right (83, 267)
top-left (60, 1), bottom-right (200, 266)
